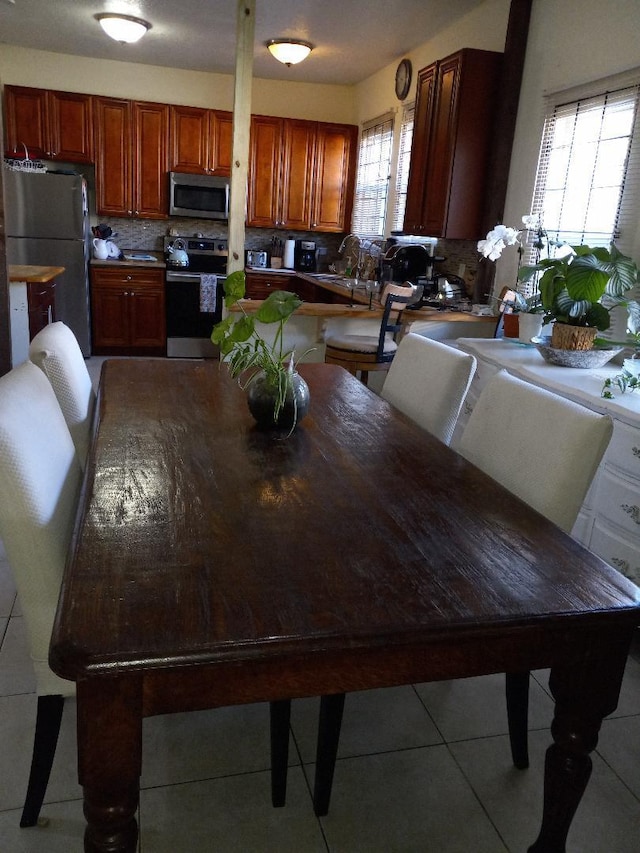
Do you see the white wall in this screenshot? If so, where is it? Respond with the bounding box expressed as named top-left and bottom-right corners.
top-left (499, 0), bottom-right (640, 290)
top-left (354, 0), bottom-right (510, 127)
top-left (0, 45), bottom-right (357, 124)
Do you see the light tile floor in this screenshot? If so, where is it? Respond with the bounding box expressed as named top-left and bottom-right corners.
top-left (2, 539), bottom-right (640, 852)
top-left (1, 357), bottom-right (639, 851)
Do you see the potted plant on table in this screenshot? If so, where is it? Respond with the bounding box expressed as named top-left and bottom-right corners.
top-left (211, 270), bottom-right (313, 432)
top-left (519, 242), bottom-right (639, 350)
top-left (479, 216), bottom-right (639, 350)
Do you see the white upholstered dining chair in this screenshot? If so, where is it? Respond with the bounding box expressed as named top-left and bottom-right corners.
top-left (0, 361), bottom-right (83, 827)
top-left (29, 321), bottom-right (96, 470)
top-left (458, 368), bottom-right (614, 769)
top-left (0, 361), bottom-right (292, 827)
top-left (457, 369), bottom-right (613, 534)
top-left (312, 368), bottom-right (614, 816)
top-left (381, 333), bottom-right (477, 444)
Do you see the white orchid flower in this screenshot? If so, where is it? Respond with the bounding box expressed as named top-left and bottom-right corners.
top-left (521, 214), bottom-right (540, 230)
top-left (477, 225), bottom-right (520, 261)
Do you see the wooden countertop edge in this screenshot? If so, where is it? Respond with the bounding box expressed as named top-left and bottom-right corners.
top-left (8, 265), bottom-right (65, 283)
top-left (231, 300), bottom-right (381, 318)
top-left (231, 300), bottom-right (497, 322)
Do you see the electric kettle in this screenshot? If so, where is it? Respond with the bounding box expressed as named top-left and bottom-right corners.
top-left (167, 238), bottom-right (189, 268)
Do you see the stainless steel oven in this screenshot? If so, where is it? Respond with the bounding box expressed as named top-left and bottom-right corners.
top-left (164, 237), bottom-right (227, 358)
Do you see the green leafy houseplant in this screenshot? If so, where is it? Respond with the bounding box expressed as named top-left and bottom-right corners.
top-left (518, 243), bottom-right (639, 338)
top-left (602, 299), bottom-right (640, 398)
top-left (211, 270), bottom-right (313, 427)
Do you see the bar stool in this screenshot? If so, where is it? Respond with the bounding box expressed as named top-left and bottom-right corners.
top-left (324, 283), bottom-right (414, 385)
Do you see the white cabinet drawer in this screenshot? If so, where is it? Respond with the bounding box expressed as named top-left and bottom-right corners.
top-left (589, 519), bottom-right (640, 586)
top-left (603, 420), bottom-right (640, 478)
top-left (596, 469), bottom-right (640, 536)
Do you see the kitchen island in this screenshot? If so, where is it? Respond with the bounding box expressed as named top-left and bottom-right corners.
top-left (8, 264), bottom-right (65, 366)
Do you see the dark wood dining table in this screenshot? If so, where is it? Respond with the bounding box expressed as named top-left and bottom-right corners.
top-left (50, 358), bottom-right (640, 853)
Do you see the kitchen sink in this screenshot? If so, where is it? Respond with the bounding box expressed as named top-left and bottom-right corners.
top-left (307, 273), bottom-right (364, 288)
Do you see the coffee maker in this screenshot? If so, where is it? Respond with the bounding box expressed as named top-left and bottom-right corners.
top-left (294, 240), bottom-right (317, 272)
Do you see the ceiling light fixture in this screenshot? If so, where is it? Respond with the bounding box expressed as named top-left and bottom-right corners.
top-left (95, 13), bottom-right (151, 44)
top-left (266, 39), bottom-right (313, 67)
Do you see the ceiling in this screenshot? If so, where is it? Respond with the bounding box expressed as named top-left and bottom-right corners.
top-left (0, 0), bottom-right (485, 86)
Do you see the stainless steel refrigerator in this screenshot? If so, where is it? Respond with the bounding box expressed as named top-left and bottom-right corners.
top-left (4, 169), bottom-right (92, 356)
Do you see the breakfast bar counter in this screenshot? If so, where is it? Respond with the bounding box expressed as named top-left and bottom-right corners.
top-left (8, 264), bottom-right (65, 282)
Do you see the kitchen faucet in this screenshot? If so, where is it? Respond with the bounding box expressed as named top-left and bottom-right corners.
top-left (338, 233), bottom-right (361, 254)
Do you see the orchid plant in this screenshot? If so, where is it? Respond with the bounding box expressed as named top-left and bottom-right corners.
top-left (478, 214), bottom-right (556, 314)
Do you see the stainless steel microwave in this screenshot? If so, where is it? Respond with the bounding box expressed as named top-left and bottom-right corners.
top-left (169, 172), bottom-right (229, 220)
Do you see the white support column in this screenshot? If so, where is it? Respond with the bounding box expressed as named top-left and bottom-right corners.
top-left (228, 0), bottom-right (255, 275)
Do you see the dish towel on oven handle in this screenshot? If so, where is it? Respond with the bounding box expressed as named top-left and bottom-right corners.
top-left (200, 274), bottom-right (217, 312)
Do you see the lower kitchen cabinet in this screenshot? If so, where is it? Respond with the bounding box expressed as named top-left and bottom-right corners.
top-left (451, 338), bottom-right (640, 586)
top-left (244, 273), bottom-right (297, 300)
top-left (91, 267), bottom-right (165, 355)
top-left (27, 279), bottom-right (56, 339)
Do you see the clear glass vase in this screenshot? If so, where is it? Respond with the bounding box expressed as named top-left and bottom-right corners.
top-left (247, 370), bottom-right (310, 431)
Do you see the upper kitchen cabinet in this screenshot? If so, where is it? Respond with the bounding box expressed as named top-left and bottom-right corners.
top-left (94, 97), bottom-right (169, 219)
top-left (403, 49), bottom-right (502, 240)
top-left (169, 105), bottom-right (232, 176)
top-left (312, 122), bottom-right (357, 232)
top-left (4, 85), bottom-right (94, 163)
top-left (247, 116), bottom-right (357, 232)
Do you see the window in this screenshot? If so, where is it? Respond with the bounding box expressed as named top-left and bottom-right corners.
top-left (530, 72), bottom-right (640, 256)
top-left (351, 112), bottom-right (394, 239)
top-left (391, 102), bottom-right (415, 233)
top-left (528, 69), bottom-right (640, 337)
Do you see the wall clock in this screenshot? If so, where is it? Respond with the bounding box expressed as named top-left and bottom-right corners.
top-left (395, 58), bottom-right (412, 101)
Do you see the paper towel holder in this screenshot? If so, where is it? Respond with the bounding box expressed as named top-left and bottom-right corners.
top-left (283, 238), bottom-right (296, 269)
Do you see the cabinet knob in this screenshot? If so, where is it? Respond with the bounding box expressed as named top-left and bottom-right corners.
top-left (126, 275), bottom-right (132, 281)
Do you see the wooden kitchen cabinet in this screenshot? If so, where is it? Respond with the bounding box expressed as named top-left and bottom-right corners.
top-left (27, 279), bottom-right (56, 339)
top-left (247, 116), bottom-right (286, 228)
top-left (245, 272), bottom-right (298, 300)
top-left (311, 122), bottom-right (357, 232)
top-left (4, 85), bottom-right (94, 162)
top-left (91, 267), bottom-right (165, 355)
top-left (247, 116), bottom-right (357, 232)
top-left (170, 105), bottom-right (232, 175)
top-left (94, 97), bottom-right (169, 219)
top-left (403, 49), bottom-right (502, 239)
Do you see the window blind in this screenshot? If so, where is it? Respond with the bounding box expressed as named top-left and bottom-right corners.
top-left (528, 69), bottom-right (640, 338)
top-left (351, 112), bottom-right (394, 239)
top-left (530, 75), bottom-right (640, 255)
top-left (391, 102), bottom-right (415, 233)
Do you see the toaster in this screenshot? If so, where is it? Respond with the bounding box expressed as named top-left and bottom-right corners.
top-left (246, 250), bottom-right (269, 268)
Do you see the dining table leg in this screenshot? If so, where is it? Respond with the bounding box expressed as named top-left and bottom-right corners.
top-left (528, 634), bottom-right (633, 853)
top-left (76, 676), bottom-right (143, 853)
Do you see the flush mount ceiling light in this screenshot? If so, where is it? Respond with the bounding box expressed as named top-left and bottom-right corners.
top-left (266, 39), bottom-right (313, 67)
top-left (95, 13), bottom-right (151, 44)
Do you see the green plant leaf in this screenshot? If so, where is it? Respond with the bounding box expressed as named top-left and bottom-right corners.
top-left (585, 301), bottom-right (611, 331)
top-left (539, 268), bottom-right (565, 309)
top-left (255, 290), bottom-right (303, 324)
top-left (223, 270), bottom-right (247, 308)
top-left (211, 314), bottom-right (233, 345)
top-left (228, 315), bottom-right (255, 342)
top-left (564, 255), bottom-right (610, 303)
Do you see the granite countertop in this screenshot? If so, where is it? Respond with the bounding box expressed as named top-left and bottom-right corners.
top-left (90, 251), bottom-right (165, 269)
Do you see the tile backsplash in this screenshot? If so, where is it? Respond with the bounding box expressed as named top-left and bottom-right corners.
top-left (97, 216), bottom-right (482, 287)
top-left (100, 216), bottom-right (343, 270)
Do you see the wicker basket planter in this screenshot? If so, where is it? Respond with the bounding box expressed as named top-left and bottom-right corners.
top-left (550, 323), bottom-right (598, 351)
